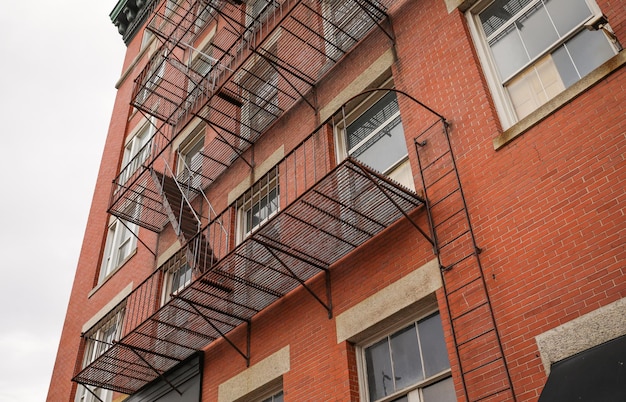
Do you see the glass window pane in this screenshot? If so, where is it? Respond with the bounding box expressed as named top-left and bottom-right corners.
top-left (365, 338), bottom-right (394, 400)
top-left (551, 45), bottom-right (579, 88)
top-left (545, 0), bottom-right (592, 36)
top-left (350, 116), bottom-right (407, 173)
top-left (418, 314), bottom-right (450, 377)
top-left (347, 91), bottom-right (399, 149)
top-left (565, 29), bottom-right (615, 80)
top-left (517, 3), bottom-right (559, 60)
top-left (479, 0), bottom-right (533, 37)
top-left (390, 325), bottom-right (424, 390)
top-left (422, 377), bottom-right (456, 402)
top-left (490, 25), bottom-right (529, 80)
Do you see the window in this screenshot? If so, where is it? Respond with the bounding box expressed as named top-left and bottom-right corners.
top-left (99, 218), bottom-right (138, 283)
top-left (162, 262), bottom-right (193, 304)
top-left (77, 307), bottom-right (125, 402)
top-left (335, 87), bottom-right (414, 189)
top-left (241, 42), bottom-right (280, 142)
top-left (359, 313), bottom-right (454, 402)
top-left (178, 123), bottom-right (206, 189)
top-left (260, 391), bottom-right (284, 402)
top-left (119, 121), bottom-right (153, 185)
top-left (236, 168), bottom-right (279, 243)
top-left (468, 0), bottom-right (619, 128)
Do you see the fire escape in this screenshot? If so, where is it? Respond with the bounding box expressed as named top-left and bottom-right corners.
top-left (73, 0), bottom-right (515, 400)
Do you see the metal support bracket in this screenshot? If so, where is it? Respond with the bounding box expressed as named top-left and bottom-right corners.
top-left (116, 342), bottom-right (183, 396)
top-left (255, 239), bottom-right (333, 318)
top-left (348, 159), bottom-right (435, 246)
top-left (179, 297), bottom-right (251, 367)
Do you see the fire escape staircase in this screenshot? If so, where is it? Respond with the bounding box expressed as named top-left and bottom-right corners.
top-left (150, 159), bottom-right (217, 275)
top-left (414, 120), bottom-right (516, 402)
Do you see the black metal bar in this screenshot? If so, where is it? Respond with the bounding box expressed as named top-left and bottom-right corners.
top-left (211, 269), bottom-right (283, 298)
top-left (251, 48), bottom-right (316, 110)
top-left (189, 282), bottom-right (261, 313)
top-left (253, 235), bottom-right (330, 270)
top-left (256, 241), bottom-right (332, 318)
top-left (301, 199), bottom-right (377, 238)
top-left (312, 189), bottom-right (387, 229)
top-left (117, 342), bottom-right (183, 396)
top-left (117, 218), bottom-right (157, 257)
top-left (348, 159), bottom-right (434, 245)
top-left (82, 385), bottom-right (105, 402)
top-left (180, 297), bottom-right (250, 366)
top-left (173, 294), bottom-right (248, 323)
top-left (283, 210), bottom-right (359, 248)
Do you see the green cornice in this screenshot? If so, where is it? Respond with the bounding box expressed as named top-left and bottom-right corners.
top-left (109, 0), bottom-right (158, 45)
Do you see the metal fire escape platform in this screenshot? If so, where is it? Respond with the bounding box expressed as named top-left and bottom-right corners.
top-left (108, 0), bottom-right (396, 232)
top-left (73, 157), bottom-right (425, 394)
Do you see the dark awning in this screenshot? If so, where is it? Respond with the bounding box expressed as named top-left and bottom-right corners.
top-left (538, 334), bottom-right (626, 402)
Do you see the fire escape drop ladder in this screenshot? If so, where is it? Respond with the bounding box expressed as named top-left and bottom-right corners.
top-left (413, 117), bottom-right (517, 402)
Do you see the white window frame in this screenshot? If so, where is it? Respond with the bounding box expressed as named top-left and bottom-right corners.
top-left (161, 262), bottom-right (193, 305)
top-left (177, 123), bottom-right (206, 189)
top-left (356, 310), bottom-right (453, 402)
top-left (99, 217), bottom-right (138, 283)
top-left (236, 168), bottom-right (280, 244)
top-left (119, 119), bottom-right (154, 186)
top-left (334, 81), bottom-right (414, 190)
top-left (466, 0), bottom-right (619, 129)
top-left (258, 389), bottom-right (284, 402)
top-left (77, 307), bottom-right (125, 402)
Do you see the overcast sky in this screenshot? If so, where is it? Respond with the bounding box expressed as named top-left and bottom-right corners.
top-left (0, 1), bottom-right (126, 400)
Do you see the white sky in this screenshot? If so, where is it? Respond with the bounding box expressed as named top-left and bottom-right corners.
top-left (0, 1), bottom-right (126, 401)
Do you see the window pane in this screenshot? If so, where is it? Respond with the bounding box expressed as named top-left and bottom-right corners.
top-left (419, 314), bottom-right (450, 377)
top-left (422, 377), bottom-right (456, 402)
top-left (351, 116), bottom-right (407, 173)
top-left (490, 25), bottom-right (529, 80)
top-left (365, 338), bottom-right (394, 400)
top-left (545, 0), bottom-right (591, 36)
top-left (390, 325), bottom-right (424, 390)
top-left (551, 45), bottom-right (579, 88)
top-left (565, 29), bottom-right (615, 80)
top-left (479, 0), bottom-right (533, 37)
top-left (517, 3), bottom-right (559, 60)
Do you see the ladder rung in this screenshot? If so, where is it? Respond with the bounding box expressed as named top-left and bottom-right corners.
top-left (429, 187), bottom-right (461, 209)
top-left (446, 275), bottom-right (482, 295)
top-left (456, 327), bottom-right (495, 348)
top-left (451, 300), bottom-right (489, 322)
top-left (438, 229), bottom-right (470, 250)
top-left (423, 168), bottom-right (455, 189)
top-left (462, 355), bottom-right (505, 376)
top-left (473, 386), bottom-right (513, 402)
top-left (422, 150), bottom-right (451, 171)
top-left (441, 253), bottom-right (477, 273)
top-left (433, 208), bottom-right (465, 229)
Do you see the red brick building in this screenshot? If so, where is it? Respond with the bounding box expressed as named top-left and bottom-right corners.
top-left (48, 0), bottom-right (626, 401)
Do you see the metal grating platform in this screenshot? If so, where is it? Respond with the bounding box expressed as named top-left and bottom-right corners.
top-left (74, 158), bottom-right (424, 394)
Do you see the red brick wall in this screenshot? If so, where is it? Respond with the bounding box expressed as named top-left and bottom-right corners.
top-left (48, 0), bottom-right (626, 401)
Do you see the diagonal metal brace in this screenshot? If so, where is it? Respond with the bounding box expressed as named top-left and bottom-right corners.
top-left (82, 386), bottom-right (105, 402)
top-left (255, 239), bottom-right (333, 318)
top-left (116, 342), bottom-right (183, 396)
top-left (178, 297), bottom-right (251, 367)
top-left (349, 159), bottom-right (434, 246)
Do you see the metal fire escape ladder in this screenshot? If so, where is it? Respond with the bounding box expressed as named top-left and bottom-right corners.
top-left (414, 121), bottom-right (516, 402)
